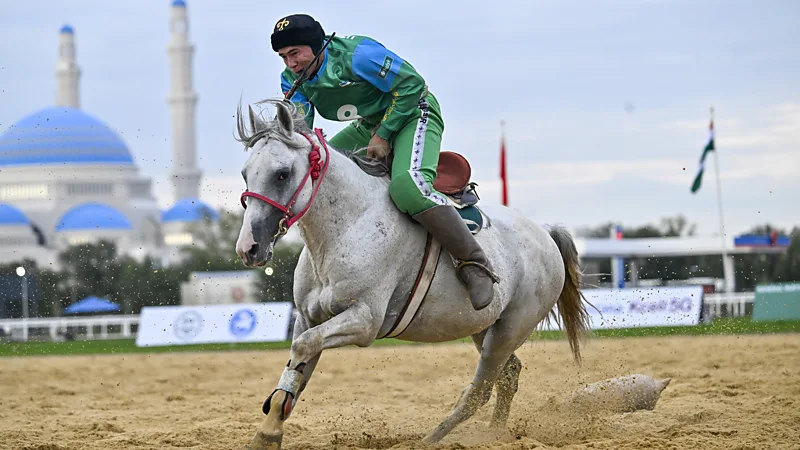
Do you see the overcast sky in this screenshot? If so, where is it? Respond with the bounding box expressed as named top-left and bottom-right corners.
top-left (1, 0), bottom-right (798, 237)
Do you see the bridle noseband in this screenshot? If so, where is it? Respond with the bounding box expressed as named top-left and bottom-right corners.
top-left (240, 128), bottom-right (331, 239)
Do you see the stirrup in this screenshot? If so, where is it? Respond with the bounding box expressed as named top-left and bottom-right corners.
top-left (455, 260), bottom-right (500, 285)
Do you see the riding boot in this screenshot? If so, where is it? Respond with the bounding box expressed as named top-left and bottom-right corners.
top-left (412, 205), bottom-right (499, 310)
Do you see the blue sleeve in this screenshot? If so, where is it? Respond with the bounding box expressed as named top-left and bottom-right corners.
top-left (281, 72), bottom-right (315, 128)
top-left (351, 39), bottom-right (406, 93)
top-left (351, 38), bottom-right (427, 140)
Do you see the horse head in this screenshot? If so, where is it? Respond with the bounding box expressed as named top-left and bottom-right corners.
top-left (234, 99), bottom-right (321, 267)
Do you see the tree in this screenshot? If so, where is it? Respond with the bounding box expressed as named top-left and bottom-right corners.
top-left (257, 241), bottom-right (304, 303)
top-left (660, 216), bottom-right (697, 238)
top-left (115, 256), bottom-right (190, 314)
top-left (774, 227), bottom-right (800, 282)
top-left (36, 269), bottom-right (67, 317)
top-left (178, 208), bottom-right (305, 303)
top-left (180, 209), bottom-right (247, 272)
top-left (575, 221), bottom-right (616, 239)
top-left (57, 240), bottom-right (123, 306)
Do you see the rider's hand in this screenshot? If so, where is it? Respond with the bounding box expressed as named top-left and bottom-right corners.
top-left (367, 134), bottom-right (391, 159)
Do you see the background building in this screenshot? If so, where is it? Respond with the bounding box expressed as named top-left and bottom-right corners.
top-left (0, 1), bottom-right (216, 268)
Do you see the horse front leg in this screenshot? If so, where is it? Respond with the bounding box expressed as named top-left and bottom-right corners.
top-left (248, 302), bottom-right (377, 450)
top-left (253, 314), bottom-right (322, 447)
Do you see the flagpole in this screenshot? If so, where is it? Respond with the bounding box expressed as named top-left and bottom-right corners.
top-left (500, 120), bottom-right (508, 206)
top-left (710, 106), bottom-right (731, 292)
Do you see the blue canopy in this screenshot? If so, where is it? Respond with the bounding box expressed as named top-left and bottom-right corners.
top-left (64, 296), bottom-right (120, 314)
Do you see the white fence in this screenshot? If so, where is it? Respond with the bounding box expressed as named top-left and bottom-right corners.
top-left (702, 292), bottom-right (755, 321)
top-left (0, 315), bottom-right (139, 342)
top-left (0, 292), bottom-right (758, 343)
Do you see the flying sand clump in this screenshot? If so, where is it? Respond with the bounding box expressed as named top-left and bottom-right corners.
top-left (562, 374), bottom-right (672, 414)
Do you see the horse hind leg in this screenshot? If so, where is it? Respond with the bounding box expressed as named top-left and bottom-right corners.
top-left (469, 331), bottom-right (523, 429)
top-left (422, 327), bottom-right (523, 444)
top-left (490, 353), bottom-right (522, 428)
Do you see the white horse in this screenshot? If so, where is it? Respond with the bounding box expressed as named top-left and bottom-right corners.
top-left (234, 100), bottom-right (591, 449)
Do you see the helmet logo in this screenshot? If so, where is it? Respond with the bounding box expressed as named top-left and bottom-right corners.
top-left (275, 18), bottom-right (290, 31)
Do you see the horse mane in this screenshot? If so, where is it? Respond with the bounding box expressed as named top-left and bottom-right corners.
top-left (235, 98), bottom-right (391, 180)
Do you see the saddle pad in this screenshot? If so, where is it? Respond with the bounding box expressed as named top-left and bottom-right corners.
top-left (457, 205), bottom-right (484, 234)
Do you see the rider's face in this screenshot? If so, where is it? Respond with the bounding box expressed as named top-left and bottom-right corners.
top-left (278, 45), bottom-right (317, 75)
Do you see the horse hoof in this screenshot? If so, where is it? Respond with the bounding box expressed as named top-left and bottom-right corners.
top-left (248, 431), bottom-right (282, 450)
top-left (421, 431), bottom-right (443, 446)
top-left (489, 420), bottom-right (507, 430)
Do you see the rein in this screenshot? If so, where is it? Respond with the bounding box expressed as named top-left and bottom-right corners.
top-left (240, 128), bottom-right (331, 239)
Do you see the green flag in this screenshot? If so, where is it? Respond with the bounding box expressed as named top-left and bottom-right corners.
top-left (691, 119), bottom-right (715, 193)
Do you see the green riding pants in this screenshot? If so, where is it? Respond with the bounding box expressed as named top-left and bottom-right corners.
top-left (328, 94), bottom-right (449, 216)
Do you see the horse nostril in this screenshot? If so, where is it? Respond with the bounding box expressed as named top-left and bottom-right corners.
top-left (247, 243), bottom-right (259, 258)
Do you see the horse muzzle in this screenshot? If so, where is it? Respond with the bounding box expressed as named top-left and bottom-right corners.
top-left (237, 240), bottom-right (275, 267)
top-left (236, 219), bottom-right (277, 267)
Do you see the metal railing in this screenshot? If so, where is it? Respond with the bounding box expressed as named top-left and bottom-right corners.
top-left (702, 292), bottom-right (755, 321)
top-left (0, 315), bottom-right (139, 342)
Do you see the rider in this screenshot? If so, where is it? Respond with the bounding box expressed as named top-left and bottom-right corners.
top-left (270, 14), bottom-right (498, 310)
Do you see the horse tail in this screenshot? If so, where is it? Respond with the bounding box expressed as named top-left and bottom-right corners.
top-left (548, 225), bottom-right (592, 365)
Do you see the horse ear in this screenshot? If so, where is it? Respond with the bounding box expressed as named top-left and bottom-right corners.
top-left (248, 105), bottom-right (263, 133)
top-left (275, 101), bottom-right (294, 137)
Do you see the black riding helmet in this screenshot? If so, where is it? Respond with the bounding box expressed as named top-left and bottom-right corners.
top-left (270, 14), bottom-right (325, 56)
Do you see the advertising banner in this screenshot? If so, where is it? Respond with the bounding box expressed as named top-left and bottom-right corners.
top-left (753, 283), bottom-right (800, 322)
top-left (540, 286), bottom-right (704, 331)
top-left (136, 302), bottom-right (294, 347)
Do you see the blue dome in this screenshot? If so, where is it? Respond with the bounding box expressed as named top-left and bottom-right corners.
top-left (172, 0), bottom-right (186, 7)
top-left (162, 198), bottom-right (219, 223)
top-left (0, 203), bottom-right (30, 226)
top-left (0, 106), bottom-right (135, 167)
top-left (56, 202), bottom-right (133, 231)
top-left (60, 24), bottom-right (74, 34)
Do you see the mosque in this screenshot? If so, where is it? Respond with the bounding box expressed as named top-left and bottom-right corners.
top-left (0, 0), bottom-right (218, 268)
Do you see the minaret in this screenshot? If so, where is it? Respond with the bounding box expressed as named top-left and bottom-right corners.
top-left (56, 24), bottom-right (81, 108)
top-left (167, 0), bottom-right (202, 201)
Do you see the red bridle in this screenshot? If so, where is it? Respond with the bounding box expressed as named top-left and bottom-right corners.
top-left (240, 128), bottom-right (330, 238)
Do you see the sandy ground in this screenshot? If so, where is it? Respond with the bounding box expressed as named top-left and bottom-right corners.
top-left (1, 334), bottom-right (799, 450)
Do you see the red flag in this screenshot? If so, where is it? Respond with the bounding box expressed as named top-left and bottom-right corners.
top-left (500, 121), bottom-right (508, 206)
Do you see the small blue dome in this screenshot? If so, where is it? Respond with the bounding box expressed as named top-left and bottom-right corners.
top-left (0, 203), bottom-right (30, 226)
top-left (60, 24), bottom-right (74, 34)
top-left (172, 0), bottom-right (186, 7)
top-left (162, 198), bottom-right (219, 223)
top-left (0, 106), bottom-right (135, 167)
top-left (56, 203), bottom-right (133, 231)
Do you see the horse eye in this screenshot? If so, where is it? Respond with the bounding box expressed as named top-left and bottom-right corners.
top-left (276, 170), bottom-right (290, 181)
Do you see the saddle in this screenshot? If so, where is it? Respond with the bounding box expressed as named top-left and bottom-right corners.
top-left (434, 151), bottom-right (484, 234)
top-left (353, 148), bottom-right (485, 233)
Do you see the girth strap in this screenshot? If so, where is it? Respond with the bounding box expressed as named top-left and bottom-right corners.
top-left (380, 233), bottom-right (442, 339)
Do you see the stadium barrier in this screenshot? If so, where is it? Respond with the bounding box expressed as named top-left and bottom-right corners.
top-left (703, 292), bottom-right (755, 321)
top-left (0, 314), bottom-right (139, 342)
top-left (752, 283), bottom-right (800, 321)
top-left (135, 302), bottom-right (294, 347)
top-left (0, 291), bottom-right (757, 343)
top-left (540, 286), bottom-right (705, 331)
